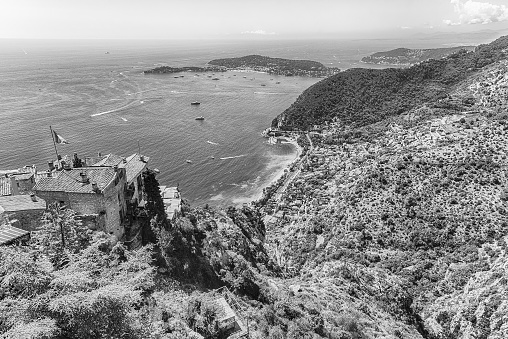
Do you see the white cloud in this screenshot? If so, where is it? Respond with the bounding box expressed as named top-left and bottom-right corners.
top-left (444, 0), bottom-right (508, 25)
top-left (241, 30), bottom-right (276, 35)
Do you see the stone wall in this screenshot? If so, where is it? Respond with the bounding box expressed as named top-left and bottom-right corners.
top-left (36, 168), bottom-right (128, 239)
top-left (37, 179), bottom-right (127, 238)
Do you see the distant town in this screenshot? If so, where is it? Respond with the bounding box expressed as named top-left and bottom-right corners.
top-left (144, 54), bottom-right (341, 78)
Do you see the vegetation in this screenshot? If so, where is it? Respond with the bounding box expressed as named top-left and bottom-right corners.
top-left (273, 35), bottom-right (508, 130)
top-left (144, 65), bottom-right (226, 74)
top-left (208, 55), bottom-right (340, 77)
top-left (361, 46), bottom-right (475, 66)
top-left (2, 35), bottom-right (508, 339)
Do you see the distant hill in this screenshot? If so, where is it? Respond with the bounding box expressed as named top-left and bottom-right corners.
top-left (208, 54), bottom-right (340, 77)
top-left (273, 36), bottom-right (508, 130)
top-left (361, 46), bottom-right (476, 66)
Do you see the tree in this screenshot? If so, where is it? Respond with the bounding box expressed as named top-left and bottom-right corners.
top-left (142, 169), bottom-right (170, 244)
top-left (31, 203), bottom-right (92, 267)
top-left (0, 229), bottom-right (155, 339)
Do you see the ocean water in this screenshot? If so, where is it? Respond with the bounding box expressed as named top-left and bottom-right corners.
top-left (0, 37), bottom-right (482, 206)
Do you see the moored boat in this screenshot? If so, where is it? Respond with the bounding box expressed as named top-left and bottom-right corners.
top-left (191, 101), bottom-right (200, 105)
top-left (195, 116), bottom-right (205, 120)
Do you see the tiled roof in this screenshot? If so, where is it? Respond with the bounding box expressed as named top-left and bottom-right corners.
top-left (0, 195), bottom-right (46, 212)
top-left (12, 173), bottom-right (34, 181)
top-left (124, 154), bottom-right (148, 183)
top-left (214, 297), bottom-right (236, 322)
top-left (0, 225), bottom-right (30, 245)
top-left (34, 167), bottom-right (116, 194)
top-left (0, 177), bottom-right (11, 196)
top-left (92, 154), bottom-right (125, 167)
top-left (91, 153), bottom-right (148, 184)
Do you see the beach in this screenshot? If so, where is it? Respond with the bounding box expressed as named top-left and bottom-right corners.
top-left (231, 137), bottom-right (302, 205)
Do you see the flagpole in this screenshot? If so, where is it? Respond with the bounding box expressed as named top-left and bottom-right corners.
top-left (49, 126), bottom-right (60, 167)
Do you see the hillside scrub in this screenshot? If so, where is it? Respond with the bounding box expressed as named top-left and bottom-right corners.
top-left (273, 36), bottom-right (508, 130)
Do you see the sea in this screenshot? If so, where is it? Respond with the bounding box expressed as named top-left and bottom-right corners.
top-left (0, 35), bottom-right (498, 207)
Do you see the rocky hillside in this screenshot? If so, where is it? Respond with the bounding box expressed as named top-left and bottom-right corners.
top-left (361, 46), bottom-right (475, 66)
top-left (273, 35), bottom-right (508, 131)
top-left (2, 37), bottom-right (508, 339)
top-left (260, 38), bottom-right (508, 338)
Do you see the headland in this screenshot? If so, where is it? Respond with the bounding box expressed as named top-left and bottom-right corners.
top-left (144, 54), bottom-right (340, 77)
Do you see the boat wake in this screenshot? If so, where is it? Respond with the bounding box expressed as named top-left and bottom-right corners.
top-left (207, 141), bottom-right (219, 145)
top-left (127, 88), bottom-right (157, 96)
top-left (220, 154), bottom-right (246, 160)
top-left (91, 100), bottom-right (139, 117)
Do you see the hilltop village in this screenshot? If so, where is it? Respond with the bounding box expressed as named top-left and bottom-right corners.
top-left (0, 152), bottom-right (181, 248)
top-left (2, 36), bottom-right (508, 339)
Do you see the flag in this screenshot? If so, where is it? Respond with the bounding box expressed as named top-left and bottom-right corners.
top-left (53, 130), bottom-right (69, 144)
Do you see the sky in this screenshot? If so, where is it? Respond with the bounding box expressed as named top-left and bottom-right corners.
top-left (1, 0), bottom-right (508, 39)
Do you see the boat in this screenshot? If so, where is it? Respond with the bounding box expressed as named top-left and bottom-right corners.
top-left (261, 84), bottom-right (266, 86)
top-left (212, 77), bottom-right (219, 80)
top-left (186, 160), bottom-right (193, 163)
top-left (276, 81), bottom-right (281, 84)
top-left (195, 116), bottom-right (205, 120)
top-left (174, 76), bottom-right (179, 78)
top-left (191, 101), bottom-right (200, 105)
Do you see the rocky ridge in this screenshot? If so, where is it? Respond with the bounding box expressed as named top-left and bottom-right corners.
top-left (361, 46), bottom-right (475, 66)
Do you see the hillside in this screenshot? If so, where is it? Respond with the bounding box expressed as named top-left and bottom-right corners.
top-left (361, 46), bottom-right (475, 66)
top-left (258, 36), bottom-right (508, 339)
top-left (208, 54), bottom-right (340, 77)
top-left (273, 35), bottom-right (508, 131)
top-left (2, 36), bottom-right (508, 339)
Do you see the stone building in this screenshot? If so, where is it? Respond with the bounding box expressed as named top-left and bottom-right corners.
top-left (0, 194), bottom-right (46, 231)
top-left (34, 166), bottom-right (128, 238)
top-left (90, 153), bottom-right (149, 206)
top-left (0, 171), bottom-right (37, 196)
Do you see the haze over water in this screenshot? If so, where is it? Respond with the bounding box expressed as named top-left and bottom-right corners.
top-left (0, 37), bottom-right (484, 206)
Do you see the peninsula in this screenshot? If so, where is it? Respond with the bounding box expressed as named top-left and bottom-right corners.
top-left (143, 55), bottom-right (340, 77)
top-left (208, 54), bottom-right (340, 77)
top-left (143, 65), bottom-right (227, 74)
top-left (361, 45), bottom-right (475, 66)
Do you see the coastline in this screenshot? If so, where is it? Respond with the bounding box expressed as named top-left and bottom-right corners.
top-left (231, 137), bottom-right (302, 205)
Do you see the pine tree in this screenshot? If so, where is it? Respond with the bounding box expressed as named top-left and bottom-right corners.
top-left (141, 169), bottom-right (170, 244)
